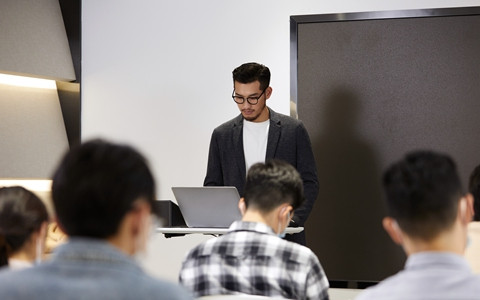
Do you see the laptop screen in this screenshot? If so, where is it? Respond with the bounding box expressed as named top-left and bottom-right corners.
top-left (171, 186), bottom-right (242, 228)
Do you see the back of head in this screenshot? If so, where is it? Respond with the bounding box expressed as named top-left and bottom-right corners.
top-left (232, 62), bottom-right (271, 90)
top-left (0, 186), bottom-right (48, 267)
top-left (243, 159), bottom-right (304, 213)
top-left (51, 139), bottom-right (155, 239)
top-left (469, 165), bottom-right (480, 221)
top-left (382, 150), bottom-right (463, 240)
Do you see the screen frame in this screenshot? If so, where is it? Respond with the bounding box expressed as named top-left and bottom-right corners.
top-left (290, 6), bottom-right (480, 111)
top-left (289, 5), bottom-right (480, 287)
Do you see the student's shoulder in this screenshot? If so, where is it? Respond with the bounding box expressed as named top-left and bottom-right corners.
top-left (467, 273), bottom-right (480, 291)
top-left (0, 267), bottom-right (44, 294)
top-left (142, 277), bottom-right (193, 299)
top-left (277, 238), bottom-right (320, 265)
top-left (0, 266), bottom-right (35, 280)
top-left (184, 235), bottom-right (224, 258)
top-left (353, 271), bottom-right (408, 300)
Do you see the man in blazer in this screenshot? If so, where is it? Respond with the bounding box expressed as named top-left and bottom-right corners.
top-left (204, 62), bottom-right (319, 245)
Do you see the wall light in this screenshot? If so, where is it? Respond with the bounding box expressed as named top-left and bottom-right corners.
top-left (0, 0), bottom-right (74, 208)
top-left (0, 74), bottom-right (57, 90)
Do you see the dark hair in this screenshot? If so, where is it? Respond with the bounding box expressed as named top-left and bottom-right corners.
top-left (232, 62), bottom-right (271, 91)
top-left (382, 150), bottom-right (463, 240)
top-left (243, 159), bottom-right (304, 213)
top-left (51, 139), bottom-right (156, 238)
top-left (0, 186), bottom-right (49, 267)
top-left (469, 164), bottom-right (480, 221)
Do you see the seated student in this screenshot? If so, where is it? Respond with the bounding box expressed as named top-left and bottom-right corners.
top-left (0, 186), bottom-right (49, 270)
top-left (0, 139), bottom-right (192, 300)
top-left (356, 150), bottom-right (480, 300)
top-left (179, 159), bottom-right (329, 299)
top-left (465, 164), bottom-right (480, 273)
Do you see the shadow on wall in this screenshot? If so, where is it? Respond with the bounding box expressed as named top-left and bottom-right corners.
top-left (304, 86), bottom-right (405, 282)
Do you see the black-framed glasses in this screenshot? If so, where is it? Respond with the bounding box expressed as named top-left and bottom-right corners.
top-left (232, 88), bottom-right (267, 105)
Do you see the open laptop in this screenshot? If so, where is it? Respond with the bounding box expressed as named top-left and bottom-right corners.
top-left (171, 186), bottom-right (242, 228)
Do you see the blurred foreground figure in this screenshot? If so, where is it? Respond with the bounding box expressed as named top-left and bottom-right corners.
top-left (465, 164), bottom-right (480, 273)
top-left (0, 186), bottom-right (48, 269)
top-left (356, 151), bottom-right (480, 300)
top-left (0, 139), bottom-right (192, 300)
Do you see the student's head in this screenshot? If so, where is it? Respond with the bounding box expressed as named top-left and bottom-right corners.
top-left (243, 159), bottom-right (304, 215)
top-left (232, 62), bottom-right (271, 91)
top-left (0, 186), bottom-right (49, 267)
top-left (469, 164), bottom-right (480, 221)
top-left (382, 150), bottom-right (468, 242)
top-left (51, 139), bottom-right (156, 247)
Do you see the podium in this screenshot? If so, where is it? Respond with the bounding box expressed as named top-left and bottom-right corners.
top-left (154, 200), bottom-right (303, 237)
top-left (157, 226), bottom-right (304, 236)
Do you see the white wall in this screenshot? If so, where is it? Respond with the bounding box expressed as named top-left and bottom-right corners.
top-left (82, 0), bottom-right (480, 282)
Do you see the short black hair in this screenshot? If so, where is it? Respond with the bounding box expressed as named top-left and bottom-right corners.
top-left (382, 150), bottom-right (463, 240)
top-left (243, 159), bottom-right (304, 213)
top-left (232, 62), bottom-right (271, 91)
top-left (469, 164), bottom-right (480, 221)
top-left (0, 186), bottom-right (48, 267)
top-left (51, 139), bottom-right (156, 238)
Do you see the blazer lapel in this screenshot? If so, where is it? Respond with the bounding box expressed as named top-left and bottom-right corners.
top-left (232, 114), bottom-right (246, 178)
top-left (266, 108), bottom-right (281, 159)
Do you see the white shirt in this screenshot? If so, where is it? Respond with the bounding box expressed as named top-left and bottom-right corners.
top-left (243, 119), bottom-right (270, 173)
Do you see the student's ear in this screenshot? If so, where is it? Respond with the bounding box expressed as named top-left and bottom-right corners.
top-left (382, 217), bottom-right (403, 245)
top-left (129, 206), bottom-right (142, 237)
top-left (278, 204), bottom-right (293, 220)
top-left (31, 221), bottom-right (48, 244)
top-left (459, 194), bottom-right (474, 224)
top-left (238, 198), bottom-right (246, 216)
top-left (39, 221), bottom-right (48, 241)
top-left (131, 200), bottom-right (152, 254)
top-left (129, 200), bottom-right (151, 236)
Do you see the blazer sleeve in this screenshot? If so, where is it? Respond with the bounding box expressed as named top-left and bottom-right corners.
top-left (204, 130), bottom-right (223, 186)
top-left (293, 122), bottom-right (319, 225)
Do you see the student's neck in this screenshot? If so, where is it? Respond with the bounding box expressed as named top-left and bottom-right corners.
top-left (107, 235), bottom-right (133, 256)
top-left (106, 215), bottom-right (137, 256)
top-left (403, 225), bottom-right (466, 256)
top-left (242, 209), bottom-right (278, 233)
top-left (9, 238), bottom-right (36, 262)
top-left (9, 250), bottom-right (34, 262)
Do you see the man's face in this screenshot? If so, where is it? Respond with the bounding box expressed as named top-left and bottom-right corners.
top-left (233, 80), bottom-right (271, 122)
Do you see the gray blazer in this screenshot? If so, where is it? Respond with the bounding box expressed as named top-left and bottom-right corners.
top-left (204, 108), bottom-right (319, 226)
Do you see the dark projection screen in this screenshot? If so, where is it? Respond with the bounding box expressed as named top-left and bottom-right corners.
top-left (291, 7), bottom-right (480, 284)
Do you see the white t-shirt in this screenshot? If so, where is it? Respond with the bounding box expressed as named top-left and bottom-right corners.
top-left (243, 119), bottom-right (270, 173)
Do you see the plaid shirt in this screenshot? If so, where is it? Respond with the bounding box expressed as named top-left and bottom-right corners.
top-left (179, 221), bottom-right (329, 299)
